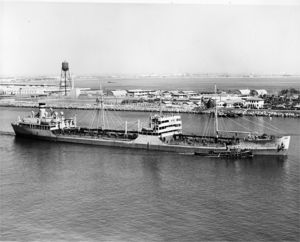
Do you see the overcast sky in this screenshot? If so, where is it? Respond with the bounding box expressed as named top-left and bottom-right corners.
top-left (0, 1), bottom-right (299, 76)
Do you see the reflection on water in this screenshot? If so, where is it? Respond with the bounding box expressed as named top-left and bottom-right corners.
top-left (1, 108), bottom-right (300, 241)
top-left (141, 154), bottom-right (162, 190)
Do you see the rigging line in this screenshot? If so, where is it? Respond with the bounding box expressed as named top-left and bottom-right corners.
top-left (109, 111), bottom-right (124, 129)
top-left (101, 103), bottom-right (106, 129)
top-left (204, 114), bottom-right (210, 137)
top-left (74, 110), bottom-right (83, 125)
top-left (204, 114), bottom-right (211, 136)
top-left (88, 110), bottom-right (94, 129)
top-left (83, 110), bottom-right (93, 127)
top-left (128, 119), bottom-right (137, 128)
top-left (209, 113), bottom-right (215, 136)
top-left (110, 108), bottom-right (125, 126)
top-left (127, 119), bottom-right (138, 124)
top-left (106, 110), bottom-right (117, 127)
top-left (197, 115), bottom-right (204, 135)
top-left (96, 109), bottom-right (100, 129)
top-left (222, 117), bottom-right (230, 133)
top-left (257, 117), bottom-right (284, 133)
top-left (244, 115), bottom-right (281, 133)
top-left (92, 109), bottom-right (99, 129)
top-left (101, 108), bottom-right (105, 129)
top-left (102, 109), bottom-right (107, 129)
top-left (91, 108), bottom-right (97, 129)
top-left (131, 122), bottom-right (138, 130)
top-left (116, 119), bottom-right (124, 130)
top-left (72, 110), bottom-right (80, 122)
top-left (224, 116), bottom-right (252, 132)
top-left (200, 116), bottom-right (208, 136)
top-left (143, 119), bottom-right (149, 125)
top-left (84, 110), bottom-right (94, 126)
top-left (102, 108), bottom-right (106, 129)
top-left (205, 114), bottom-right (213, 137)
top-left (103, 109), bottom-right (109, 129)
top-left (110, 112), bottom-right (121, 130)
top-left (222, 117), bottom-right (229, 133)
top-left (107, 110), bottom-right (113, 130)
top-left (99, 108), bottom-right (104, 129)
top-left (202, 113), bottom-right (209, 136)
top-left (68, 109), bottom-right (78, 122)
top-left (107, 110), bottom-right (117, 125)
top-left (202, 115), bottom-right (209, 137)
top-left (90, 108), bottom-right (98, 129)
top-left (240, 116), bottom-right (282, 133)
top-left (105, 112), bottom-right (114, 129)
top-left (140, 120), bottom-right (146, 129)
top-left (89, 114), bottom-right (94, 129)
top-left (218, 116), bottom-right (223, 131)
top-left (207, 116), bottom-right (212, 137)
top-left (185, 115), bottom-right (198, 133)
top-left (105, 107), bottom-right (111, 129)
top-left (219, 117), bottom-right (225, 132)
top-left (105, 114), bottom-right (110, 130)
top-left (75, 113), bottom-right (83, 126)
top-left (103, 112), bottom-right (107, 130)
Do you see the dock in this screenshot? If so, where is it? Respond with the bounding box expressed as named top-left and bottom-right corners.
top-left (1, 99), bottom-right (300, 118)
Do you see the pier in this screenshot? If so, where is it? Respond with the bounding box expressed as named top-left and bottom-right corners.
top-left (1, 99), bottom-right (300, 118)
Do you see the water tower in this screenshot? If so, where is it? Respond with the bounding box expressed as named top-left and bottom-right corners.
top-left (59, 61), bottom-right (73, 96)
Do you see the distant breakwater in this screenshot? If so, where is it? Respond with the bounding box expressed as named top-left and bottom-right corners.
top-left (1, 102), bottom-right (300, 118)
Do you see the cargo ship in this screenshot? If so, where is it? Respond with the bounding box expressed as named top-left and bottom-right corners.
top-left (11, 95), bottom-right (291, 157)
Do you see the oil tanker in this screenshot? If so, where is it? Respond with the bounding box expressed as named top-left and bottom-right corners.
top-left (11, 100), bottom-right (290, 157)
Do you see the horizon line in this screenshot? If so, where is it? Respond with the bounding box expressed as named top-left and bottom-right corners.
top-left (1, 73), bottom-right (300, 78)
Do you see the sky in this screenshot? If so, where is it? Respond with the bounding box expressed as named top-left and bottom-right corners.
top-left (0, 1), bottom-right (300, 76)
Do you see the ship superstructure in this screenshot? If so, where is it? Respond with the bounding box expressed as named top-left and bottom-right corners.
top-left (12, 103), bottom-right (77, 137)
top-left (142, 114), bottom-right (182, 138)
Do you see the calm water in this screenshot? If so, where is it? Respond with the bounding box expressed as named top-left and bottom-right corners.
top-left (74, 77), bottom-right (300, 94)
top-left (1, 107), bottom-right (299, 241)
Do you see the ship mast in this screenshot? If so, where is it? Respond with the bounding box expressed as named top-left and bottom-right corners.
top-left (159, 90), bottom-right (162, 116)
top-left (214, 84), bottom-right (219, 138)
top-left (100, 81), bottom-right (105, 129)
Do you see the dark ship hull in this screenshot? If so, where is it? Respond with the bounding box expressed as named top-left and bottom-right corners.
top-left (12, 123), bottom-right (290, 156)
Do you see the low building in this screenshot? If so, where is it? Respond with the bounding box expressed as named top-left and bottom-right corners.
top-left (126, 89), bottom-right (157, 98)
top-left (127, 89), bottom-right (148, 98)
top-left (181, 90), bottom-right (198, 96)
top-left (256, 89), bottom-right (267, 96)
top-left (162, 100), bottom-right (172, 106)
top-left (190, 95), bottom-right (203, 101)
top-left (109, 90), bottom-right (127, 97)
top-left (170, 91), bottom-right (189, 100)
top-left (172, 93), bottom-right (188, 100)
top-left (242, 97), bottom-right (264, 109)
top-left (162, 92), bottom-right (172, 99)
top-left (216, 100), bottom-right (225, 108)
top-left (0, 86), bottom-right (46, 96)
top-left (239, 89), bottom-right (251, 95)
top-left (222, 100), bottom-right (236, 108)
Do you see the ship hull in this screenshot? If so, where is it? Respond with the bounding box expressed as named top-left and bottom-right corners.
top-left (11, 123), bottom-right (290, 156)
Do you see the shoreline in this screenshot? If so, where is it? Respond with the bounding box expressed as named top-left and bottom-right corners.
top-left (1, 102), bottom-right (300, 118)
